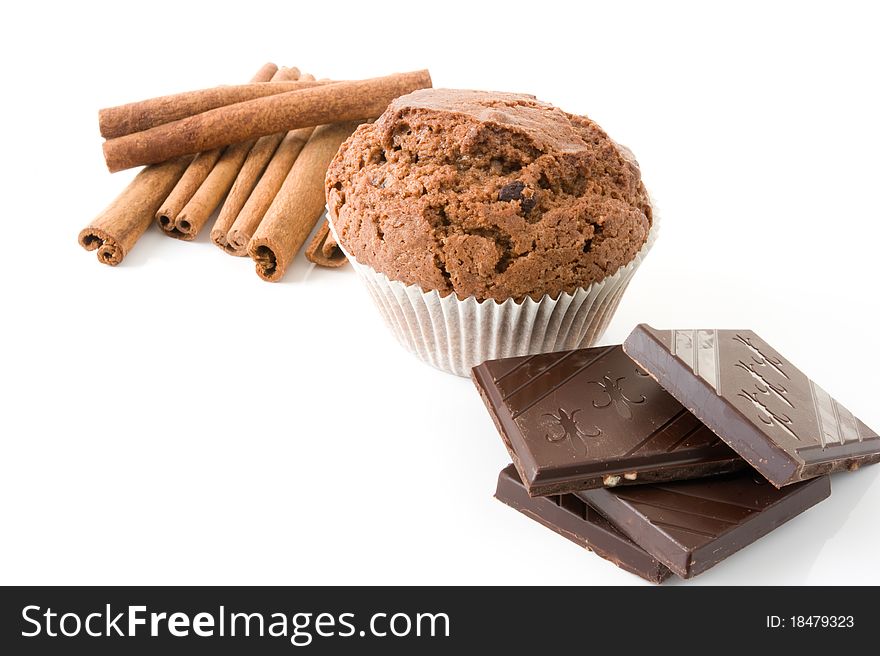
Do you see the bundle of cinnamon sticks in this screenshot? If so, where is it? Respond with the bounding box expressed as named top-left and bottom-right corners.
top-left (79, 63), bottom-right (432, 280)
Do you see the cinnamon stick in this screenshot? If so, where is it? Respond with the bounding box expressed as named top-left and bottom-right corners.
top-left (305, 220), bottom-right (347, 268)
top-left (211, 74), bottom-right (317, 253)
top-left (156, 64), bottom-right (279, 238)
top-left (156, 66), bottom-right (299, 240)
top-left (155, 149), bottom-right (226, 238)
top-left (98, 64), bottom-right (302, 138)
top-left (225, 127), bottom-right (314, 255)
top-left (78, 157), bottom-right (191, 265)
top-left (99, 79), bottom-right (341, 138)
top-left (248, 121), bottom-right (360, 281)
top-left (209, 135), bottom-right (282, 253)
top-left (102, 70), bottom-right (432, 172)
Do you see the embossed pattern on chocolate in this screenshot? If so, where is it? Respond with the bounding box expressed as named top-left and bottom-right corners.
top-left (472, 346), bottom-right (744, 496)
top-left (623, 325), bottom-right (880, 487)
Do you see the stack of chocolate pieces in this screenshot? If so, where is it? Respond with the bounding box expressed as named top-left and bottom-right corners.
top-left (473, 325), bottom-right (880, 582)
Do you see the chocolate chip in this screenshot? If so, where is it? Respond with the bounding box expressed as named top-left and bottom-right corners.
top-left (520, 196), bottom-right (536, 214)
top-left (498, 181), bottom-right (525, 202)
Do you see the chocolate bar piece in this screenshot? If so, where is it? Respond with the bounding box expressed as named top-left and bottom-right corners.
top-left (623, 325), bottom-right (880, 487)
top-left (494, 464), bottom-right (672, 583)
top-left (578, 471), bottom-right (831, 578)
top-left (473, 346), bottom-right (744, 496)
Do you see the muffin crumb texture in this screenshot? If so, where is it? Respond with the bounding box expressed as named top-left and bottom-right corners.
top-left (326, 89), bottom-right (652, 302)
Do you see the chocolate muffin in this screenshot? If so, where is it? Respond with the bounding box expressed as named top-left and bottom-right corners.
top-left (326, 88), bottom-right (652, 302)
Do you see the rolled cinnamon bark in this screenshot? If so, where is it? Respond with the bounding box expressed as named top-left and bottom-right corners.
top-left (225, 127), bottom-right (314, 255)
top-left (248, 121), bottom-right (360, 281)
top-left (155, 149), bottom-right (225, 237)
top-left (210, 135), bottom-right (282, 253)
top-left (99, 79), bottom-right (341, 138)
top-left (305, 220), bottom-right (347, 268)
top-left (78, 157), bottom-right (191, 265)
top-left (322, 233), bottom-right (342, 259)
top-left (155, 64), bottom-right (282, 239)
top-left (103, 70), bottom-right (432, 172)
top-left (99, 64), bottom-right (311, 138)
top-left (211, 74), bottom-right (317, 253)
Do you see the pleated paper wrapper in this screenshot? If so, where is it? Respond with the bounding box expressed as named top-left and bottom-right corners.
top-left (328, 213), bottom-right (659, 377)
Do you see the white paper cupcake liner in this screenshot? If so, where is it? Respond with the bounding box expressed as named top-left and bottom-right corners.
top-left (328, 211), bottom-right (659, 377)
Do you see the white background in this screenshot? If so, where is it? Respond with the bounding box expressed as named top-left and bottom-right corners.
top-left (1, 1), bottom-right (878, 585)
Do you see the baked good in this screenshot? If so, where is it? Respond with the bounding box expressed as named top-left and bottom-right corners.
top-left (325, 88), bottom-right (658, 376)
top-left (326, 88), bottom-right (652, 302)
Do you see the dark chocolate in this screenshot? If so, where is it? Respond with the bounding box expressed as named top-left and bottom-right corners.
top-left (473, 346), bottom-right (744, 496)
top-left (623, 325), bottom-right (880, 487)
top-left (494, 465), bottom-right (672, 584)
top-left (498, 180), bottom-right (525, 202)
top-left (578, 470), bottom-right (831, 578)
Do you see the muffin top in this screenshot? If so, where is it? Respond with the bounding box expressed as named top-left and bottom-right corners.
top-left (326, 88), bottom-right (652, 302)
